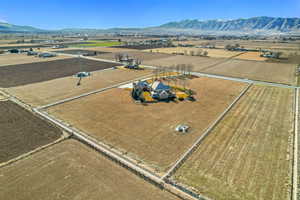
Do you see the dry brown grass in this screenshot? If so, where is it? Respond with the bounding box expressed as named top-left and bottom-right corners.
top-left (143, 54), bottom-right (225, 70)
top-left (203, 59), bottom-right (296, 85)
top-left (145, 47), bottom-right (241, 58)
top-left (235, 52), bottom-right (267, 61)
top-left (0, 139), bottom-right (179, 200)
top-left (6, 68), bottom-right (151, 106)
top-left (95, 50), bottom-right (175, 61)
top-left (47, 77), bottom-right (247, 172)
top-left (174, 85), bottom-right (294, 200)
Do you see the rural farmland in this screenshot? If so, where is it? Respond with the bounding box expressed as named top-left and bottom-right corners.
top-left (0, 140), bottom-right (179, 200)
top-left (0, 53), bottom-right (69, 66)
top-left (46, 77), bottom-right (247, 172)
top-left (52, 49), bottom-right (109, 56)
top-left (0, 6), bottom-right (299, 200)
top-left (174, 85), bottom-right (294, 200)
top-left (143, 54), bottom-right (226, 70)
top-left (145, 47), bottom-right (242, 58)
top-left (6, 68), bottom-right (152, 106)
top-left (202, 59), bottom-right (296, 85)
top-left (95, 50), bottom-right (175, 61)
top-left (0, 57), bottom-right (121, 87)
top-left (0, 100), bottom-right (62, 164)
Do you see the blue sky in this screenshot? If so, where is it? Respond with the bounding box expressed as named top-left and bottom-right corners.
top-left (0, 0), bottom-right (299, 29)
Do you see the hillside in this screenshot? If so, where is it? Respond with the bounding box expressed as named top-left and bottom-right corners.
top-left (160, 17), bottom-right (300, 32)
top-left (1, 17), bottom-right (300, 35)
top-left (0, 22), bottom-right (44, 33)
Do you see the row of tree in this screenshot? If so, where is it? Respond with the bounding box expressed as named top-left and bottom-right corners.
top-left (152, 64), bottom-right (195, 89)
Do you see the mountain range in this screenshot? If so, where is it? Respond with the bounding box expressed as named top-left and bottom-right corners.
top-left (1, 16), bottom-right (300, 35)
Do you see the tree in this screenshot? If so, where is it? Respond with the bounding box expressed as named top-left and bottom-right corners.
top-left (115, 53), bottom-right (123, 62)
top-left (196, 49), bottom-right (203, 56)
top-left (203, 51), bottom-right (208, 56)
top-left (225, 44), bottom-right (232, 50)
top-left (189, 50), bottom-right (195, 56)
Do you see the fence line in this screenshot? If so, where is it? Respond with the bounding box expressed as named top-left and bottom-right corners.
top-left (162, 83), bottom-right (252, 180)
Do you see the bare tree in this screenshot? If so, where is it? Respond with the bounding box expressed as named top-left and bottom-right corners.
top-left (196, 49), bottom-right (203, 56)
top-left (176, 64), bottom-right (180, 75)
top-left (189, 50), bottom-right (195, 56)
top-left (115, 53), bottom-right (123, 62)
top-left (183, 50), bottom-right (188, 56)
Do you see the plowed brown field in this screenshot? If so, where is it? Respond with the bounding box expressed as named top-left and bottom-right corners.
top-left (0, 100), bottom-right (62, 163)
top-left (0, 57), bottom-right (121, 88)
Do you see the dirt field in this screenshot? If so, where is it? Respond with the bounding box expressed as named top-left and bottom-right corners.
top-left (203, 59), bottom-right (296, 85)
top-left (143, 54), bottom-right (226, 70)
top-left (47, 77), bottom-right (246, 172)
top-left (0, 53), bottom-right (69, 66)
top-left (145, 47), bottom-right (242, 58)
top-left (174, 85), bottom-right (294, 200)
top-left (0, 100), bottom-right (62, 163)
top-left (96, 51), bottom-right (175, 61)
top-left (7, 68), bottom-right (151, 106)
top-left (0, 57), bottom-right (121, 88)
top-left (234, 51), bottom-right (267, 61)
top-left (0, 139), bottom-right (179, 200)
top-left (174, 40), bottom-right (300, 52)
top-left (52, 49), bottom-right (109, 56)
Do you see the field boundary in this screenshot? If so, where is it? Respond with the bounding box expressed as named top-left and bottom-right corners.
top-left (33, 109), bottom-right (164, 181)
top-left (37, 73), bottom-right (152, 109)
top-left (293, 88), bottom-right (299, 200)
top-left (139, 64), bottom-right (298, 89)
top-left (198, 52), bottom-right (245, 71)
top-left (67, 54), bottom-right (299, 89)
top-left (0, 135), bottom-right (68, 168)
top-left (33, 108), bottom-right (210, 200)
top-left (162, 83), bottom-right (253, 180)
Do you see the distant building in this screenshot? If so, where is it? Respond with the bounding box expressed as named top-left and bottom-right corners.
top-left (9, 49), bottom-right (19, 53)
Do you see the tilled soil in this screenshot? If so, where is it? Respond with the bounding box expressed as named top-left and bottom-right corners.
top-left (0, 100), bottom-right (62, 163)
top-left (0, 57), bottom-right (121, 87)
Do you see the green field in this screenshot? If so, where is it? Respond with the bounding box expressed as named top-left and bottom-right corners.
top-left (73, 40), bottom-right (122, 47)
